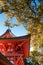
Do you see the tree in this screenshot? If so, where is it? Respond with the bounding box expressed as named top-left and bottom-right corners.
top-left (0, 0), bottom-right (43, 64)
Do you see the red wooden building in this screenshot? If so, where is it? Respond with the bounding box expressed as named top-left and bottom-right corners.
top-left (0, 29), bottom-right (30, 65)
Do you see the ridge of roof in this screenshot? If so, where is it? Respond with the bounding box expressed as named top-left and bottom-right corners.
top-left (0, 29), bottom-right (15, 38)
top-left (0, 53), bottom-right (13, 65)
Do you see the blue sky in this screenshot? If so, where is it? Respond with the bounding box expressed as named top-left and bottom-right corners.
top-left (0, 0), bottom-right (38, 37)
top-left (0, 13), bottom-right (27, 36)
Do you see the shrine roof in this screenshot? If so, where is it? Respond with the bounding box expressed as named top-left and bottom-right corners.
top-left (0, 53), bottom-right (13, 65)
top-left (0, 29), bottom-right (15, 38)
top-left (0, 29), bottom-right (31, 40)
top-left (0, 34), bottom-right (31, 40)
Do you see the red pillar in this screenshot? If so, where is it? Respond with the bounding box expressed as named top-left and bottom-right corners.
top-left (23, 39), bottom-right (30, 58)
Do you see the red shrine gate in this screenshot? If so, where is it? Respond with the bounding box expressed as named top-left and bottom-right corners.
top-left (0, 29), bottom-right (30, 65)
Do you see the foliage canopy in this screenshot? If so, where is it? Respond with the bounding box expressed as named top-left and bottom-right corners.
top-left (0, 0), bottom-right (43, 63)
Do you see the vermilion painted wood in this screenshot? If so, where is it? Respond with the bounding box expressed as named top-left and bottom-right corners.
top-left (0, 29), bottom-right (30, 65)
